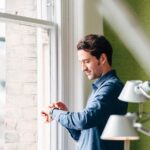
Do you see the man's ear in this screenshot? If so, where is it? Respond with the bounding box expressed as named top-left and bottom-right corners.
top-left (99, 53), bottom-right (107, 65)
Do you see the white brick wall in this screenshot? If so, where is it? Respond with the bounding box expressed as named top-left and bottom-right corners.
top-left (2, 0), bottom-right (38, 149)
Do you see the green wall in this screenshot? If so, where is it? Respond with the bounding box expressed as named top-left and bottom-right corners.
top-left (104, 0), bottom-right (150, 150)
top-left (82, 0), bottom-right (103, 106)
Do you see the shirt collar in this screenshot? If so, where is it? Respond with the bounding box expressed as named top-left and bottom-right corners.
top-left (92, 70), bottom-right (117, 90)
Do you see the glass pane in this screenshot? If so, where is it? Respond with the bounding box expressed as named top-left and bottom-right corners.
top-left (5, 0), bottom-right (37, 18)
top-left (0, 1), bottom-right (53, 149)
top-left (3, 0), bottom-right (54, 21)
top-left (0, 20), bottom-right (50, 149)
top-left (0, 0), bottom-right (5, 12)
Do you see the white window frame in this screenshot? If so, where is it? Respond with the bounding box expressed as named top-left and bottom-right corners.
top-left (0, 11), bottom-right (58, 150)
top-left (0, 0), bottom-right (94, 149)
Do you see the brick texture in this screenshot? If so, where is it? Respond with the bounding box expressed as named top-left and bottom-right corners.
top-left (2, 0), bottom-right (38, 149)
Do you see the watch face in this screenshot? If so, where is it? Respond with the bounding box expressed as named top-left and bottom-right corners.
top-left (49, 107), bottom-right (56, 115)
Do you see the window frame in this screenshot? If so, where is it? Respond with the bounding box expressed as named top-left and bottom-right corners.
top-left (0, 9), bottom-right (58, 150)
top-left (0, 0), bottom-right (90, 150)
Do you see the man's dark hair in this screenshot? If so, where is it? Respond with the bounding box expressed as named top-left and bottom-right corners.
top-left (77, 34), bottom-right (113, 66)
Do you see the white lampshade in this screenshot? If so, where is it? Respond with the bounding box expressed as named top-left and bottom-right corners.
top-left (101, 115), bottom-right (139, 141)
top-left (118, 80), bottom-right (148, 103)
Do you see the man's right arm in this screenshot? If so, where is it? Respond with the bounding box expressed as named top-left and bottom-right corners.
top-left (41, 102), bottom-right (81, 141)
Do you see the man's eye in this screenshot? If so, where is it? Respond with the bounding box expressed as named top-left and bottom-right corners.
top-left (85, 60), bottom-right (89, 63)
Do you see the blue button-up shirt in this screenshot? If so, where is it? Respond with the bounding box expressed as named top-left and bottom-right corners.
top-left (52, 70), bottom-right (128, 150)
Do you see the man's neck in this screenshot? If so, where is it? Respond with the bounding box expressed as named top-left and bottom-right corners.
top-left (102, 65), bottom-right (112, 76)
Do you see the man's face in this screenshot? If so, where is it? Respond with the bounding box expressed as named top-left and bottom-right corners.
top-left (78, 50), bottom-right (102, 80)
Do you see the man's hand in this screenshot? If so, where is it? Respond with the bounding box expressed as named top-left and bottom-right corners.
top-left (41, 101), bottom-right (68, 123)
top-left (49, 101), bottom-right (68, 111)
top-left (41, 107), bottom-right (53, 123)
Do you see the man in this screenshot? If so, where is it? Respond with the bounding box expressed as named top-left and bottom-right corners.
top-left (41, 34), bottom-right (128, 150)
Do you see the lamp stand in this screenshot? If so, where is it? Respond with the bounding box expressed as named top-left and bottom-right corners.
top-left (124, 140), bottom-right (130, 150)
top-left (139, 103), bottom-right (144, 118)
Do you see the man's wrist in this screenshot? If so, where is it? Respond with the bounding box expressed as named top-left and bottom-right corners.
top-left (49, 107), bottom-right (58, 115)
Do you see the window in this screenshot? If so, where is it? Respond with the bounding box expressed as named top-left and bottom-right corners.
top-left (0, 0), bottom-right (87, 150)
top-left (0, 0), bottom-right (57, 150)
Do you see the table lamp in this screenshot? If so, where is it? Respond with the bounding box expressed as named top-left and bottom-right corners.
top-left (101, 115), bottom-right (139, 150)
top-left (118, 80), bottom-right (150, 103)
top-left (118, 80), bottom-right (150, 136)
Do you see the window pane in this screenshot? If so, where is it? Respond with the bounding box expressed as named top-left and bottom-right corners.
top-left (5, 0), bottom-right (37, 18)
top-left (0, 20), bottom-right (50, 149)
top-left (0, 0), bottom-right (55, 149)
top-left (0, 0), bottom-right (5, 12)
top-left (3, 0), bottom-right (54, 21)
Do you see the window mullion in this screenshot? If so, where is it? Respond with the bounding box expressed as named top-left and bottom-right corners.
top-left (0, 12), bottom-right (55, 29)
